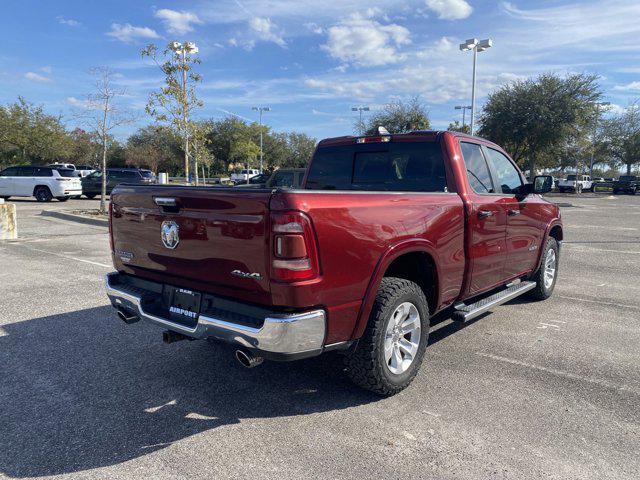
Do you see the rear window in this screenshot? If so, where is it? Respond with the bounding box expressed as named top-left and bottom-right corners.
top-left (305, 141), bottom-right (447, 192)
top-left (567, 175), bottom-right (576, 181)
top-left (54, 168), bottom-right (75, 177)
top-left (140, 170), bottom-right (154, 178)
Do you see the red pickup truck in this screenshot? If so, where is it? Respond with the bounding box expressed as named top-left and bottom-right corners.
top-left (106, 131), bottom-right (562, 395)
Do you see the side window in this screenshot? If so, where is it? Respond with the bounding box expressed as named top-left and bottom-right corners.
top-left (0, 167), bottom-right (18, 177)
top-left (484, 148), bottom-right (523, 194)
top-left (34, 167), bottom-right (53, 177)
top-left (18, 166), bottom-right (35, 177)
top-left (460, 142), bottom-right (493, 194)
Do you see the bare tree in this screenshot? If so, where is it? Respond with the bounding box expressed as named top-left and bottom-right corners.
top-left (79, 67), bottom-right (135, 213)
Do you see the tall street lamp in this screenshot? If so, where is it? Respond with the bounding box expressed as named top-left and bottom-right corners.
top-left (352, 106), bottom-right (370, 134)
top-left (459, 38), bottom-right (492, 136)
top-left (455, 105), bottom-right (473, 129)
top-left (169, 41), bottom-right (198, 184)
top-left (589, 101), bottom-right (611, 178)
top-left (252, 106), bottom-right (270, 173)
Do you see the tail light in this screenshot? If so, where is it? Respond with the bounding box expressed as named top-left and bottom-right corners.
top-left (270, 211), bottom-right (319, 282)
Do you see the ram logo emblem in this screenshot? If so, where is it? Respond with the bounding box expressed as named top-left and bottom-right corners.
top-left (161, 221), bottom-right (180, 249)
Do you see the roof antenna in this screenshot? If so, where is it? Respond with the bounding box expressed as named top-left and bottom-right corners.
top-left (377, 126), bottom-right (390, 135)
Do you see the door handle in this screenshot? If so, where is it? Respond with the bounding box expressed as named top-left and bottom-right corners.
top-left (508, 209), bottom-right (520, 216)
top-left (478, 210), bottom-right (494, 219)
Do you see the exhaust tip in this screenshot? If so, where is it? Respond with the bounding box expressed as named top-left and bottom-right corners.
top-left (117, 309), bottom-right (139, 324)
top-left (235, 349), bottom-right (264, 368)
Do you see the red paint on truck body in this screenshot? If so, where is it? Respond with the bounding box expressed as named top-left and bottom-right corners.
top-left (110, 131), bottom-right (561, 347)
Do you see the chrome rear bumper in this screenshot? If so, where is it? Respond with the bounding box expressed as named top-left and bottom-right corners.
top-left (105, 272), bottom-right (326, 359)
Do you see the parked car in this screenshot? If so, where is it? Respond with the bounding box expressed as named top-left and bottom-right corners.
top-left (234, 172), bottom-right (270, 186)
top-left (0, 165), bottom-right (82, 202)
top-left (105, 130), bottom-right (561, 396)
top-left (230, 169), bottom-right (260, 184)
top-left (75, 165), bottom-right (97, 177)
top-left (81, 168), bottom-right (155, 199)
top-left (612, 175), bottom-right (639, 195)
top-left (235, 168), bottom-right (306, 189)
top-left (557, 174), bottom-right (592, 192)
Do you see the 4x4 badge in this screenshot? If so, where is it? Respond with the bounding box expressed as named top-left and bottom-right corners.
top-left (161, 221), bottom-right (180, 249)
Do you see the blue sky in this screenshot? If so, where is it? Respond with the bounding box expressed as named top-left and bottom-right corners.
top-left (1, 0), bottom-right (639, 141)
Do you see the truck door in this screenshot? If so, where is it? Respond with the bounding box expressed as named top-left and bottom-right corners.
top-left (482, 146), bottom-right (543, 278)
top-left (459, 141), bottom-right (508, 296)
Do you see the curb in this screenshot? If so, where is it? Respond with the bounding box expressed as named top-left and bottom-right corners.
top-left (41, 210), bottom-right (108, 227)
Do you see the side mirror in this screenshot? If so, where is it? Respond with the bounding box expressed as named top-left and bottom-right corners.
top-left (533, 175), bottom-right (553, 194)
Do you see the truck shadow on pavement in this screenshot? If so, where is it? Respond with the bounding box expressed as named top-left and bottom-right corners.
top-left (0, 306), bottom-right (376, 478)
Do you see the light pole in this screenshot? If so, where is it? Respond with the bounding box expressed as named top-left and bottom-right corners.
top-left (459, 38), bottom-right (492, 136)
top-left (351, 106), bottom-right (370, 134)
top-left (168, 41), bottom-right (198, 184)
top-left (589, 101), bottom-right (610, 178)
top-left (252, 106), bottom-right (270, 173)
top-left (455, 105), bottom-right (472, 129)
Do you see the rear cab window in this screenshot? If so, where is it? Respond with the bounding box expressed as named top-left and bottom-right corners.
top-left (305, 140), bottom-right (448, 192)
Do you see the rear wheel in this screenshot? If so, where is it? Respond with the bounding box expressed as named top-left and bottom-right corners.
top-left (34, 186), bottom-right (53, 203)
top-left (527, 237), bottom-right (559, 300)
top-left (345, 277), bottom-right (429, 396)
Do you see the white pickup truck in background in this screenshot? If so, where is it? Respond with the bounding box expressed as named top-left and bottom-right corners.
top-left (557, 174), bottom-right (593, 193)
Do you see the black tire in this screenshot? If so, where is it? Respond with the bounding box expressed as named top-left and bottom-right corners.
top-left (56, 196), bottom-right (69, 202)
top-left (34, 186), bottom-right (53, 202)
top-left (631, 187), bottom-right (637, 196)
top-left (527, 237), bottom-right (559, 301)
top-left (85, 193), bottom-right (96, 199)
top-left (345, 277), bottom-right (430, 396)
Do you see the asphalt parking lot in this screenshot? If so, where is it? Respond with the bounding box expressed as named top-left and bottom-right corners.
top-left (1, 195), bottom-right (639, 479)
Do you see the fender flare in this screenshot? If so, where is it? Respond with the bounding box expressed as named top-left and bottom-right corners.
top-left (350, 239), bottom-right (442, 340)
top-left (534, 219), bottom-right (563, 273)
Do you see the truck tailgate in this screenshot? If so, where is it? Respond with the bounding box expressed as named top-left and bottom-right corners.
top-left (110, 185), bottom-right (272, 302)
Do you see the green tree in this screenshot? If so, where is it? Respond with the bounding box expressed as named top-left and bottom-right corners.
top-left (447, 121), bottom-right (470, 134)
top-left (142, 42), bottom-right (202, 182)
top-left (478, 73), bottom-right (601, 174)
top-left (125, 125), bottom-right (181, 174)
top-left (602, 102), bottom-right (640, 175)
top-left (361, 97), bottom-right (430, 135)
top-left (284, 132), bottom-right (317, 168)
top-left (0, 97), bottom-right (72, 167)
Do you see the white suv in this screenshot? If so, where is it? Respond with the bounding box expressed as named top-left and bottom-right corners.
top-left (0, 165), bottom-right (82, 202)
top-left (557, 174), bottom-right (592, 193)
top-left (230, 169), bottom-right (260, 184)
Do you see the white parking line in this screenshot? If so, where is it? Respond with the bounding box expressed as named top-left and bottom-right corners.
top-left (9, 244), bottom-right (112, 269)
top-left (562, 244), bottom-right (640, 255)
top-left (475, 352), bottom-right (638, 394)
top-left (558, 295), bottom-right (640, 311)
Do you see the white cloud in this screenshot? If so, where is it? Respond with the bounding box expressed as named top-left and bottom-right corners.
top-left (304, 22), bottom-right (324, 35)
top-left (57, 15), bottom-right (81, 27)
top-left (25, 72), bottom-right (51, 83)
top-left (41, 66), bottom-right (52, 74)
top-left (417, 36), bottom-right (455, 58)
top-left (613, 81), bottom-right (640, 91)
top-left (249, 17), bottom-right (286, 47)
top-left (106, 23), bottom-right (161, 43)
top-left (425, 0), bottom-right (473, 20)
top-left (322, 13), bottom-right (410, 67)
top-left (154, 9), bottom-right (203, 35)
top-left (66, 96), bottom-right (89, 108)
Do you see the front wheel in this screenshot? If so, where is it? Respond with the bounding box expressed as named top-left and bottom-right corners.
top-left (345, 277), bottom-right (429, 396)
top-left (34, 186), bottom-right (53, 202)
top-left (527, 237), bottom-right (559, 300)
